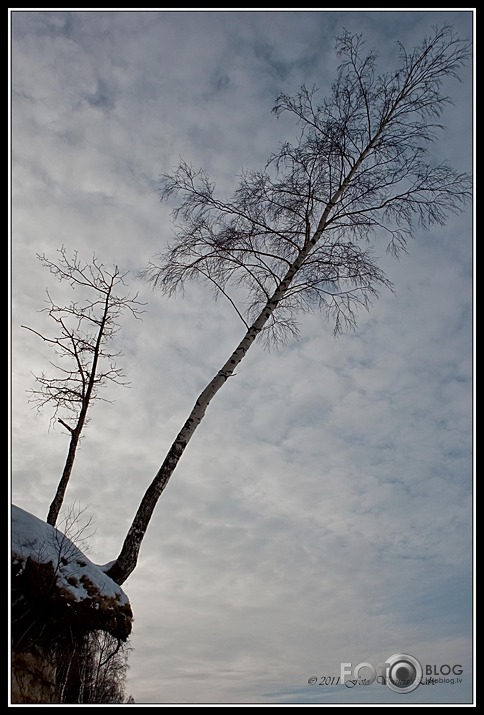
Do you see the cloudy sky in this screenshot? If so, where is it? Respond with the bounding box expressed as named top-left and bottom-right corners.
top-left (10, 9), bottom-right (474, 706)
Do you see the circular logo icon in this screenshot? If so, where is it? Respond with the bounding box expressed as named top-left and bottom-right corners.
top-left (385, 653), bottom-right (422, 694)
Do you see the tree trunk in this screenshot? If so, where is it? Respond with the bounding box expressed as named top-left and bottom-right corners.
top-left (107, 136), bottom-right (378, 584)
top-left (46, 285), bottom-right (113, 526)
top-left (106, 222), bottom-right (330, 585)
top-left (47, 430), bottom-right (81, 526)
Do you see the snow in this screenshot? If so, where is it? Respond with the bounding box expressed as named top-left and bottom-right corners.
top-left (11, 505), bottom-right (129, 606)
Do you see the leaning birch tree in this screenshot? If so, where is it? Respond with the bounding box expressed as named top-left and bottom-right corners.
top-left (22, 248), bottom-right (144, 526)
top-left (106, 25), bottom-right (471, 585)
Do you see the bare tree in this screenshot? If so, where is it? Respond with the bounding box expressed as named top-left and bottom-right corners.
top-left (105, 25), bottom-right (471, 585)
top-left (22, 247), bottom-right (144, 526)
top-left (57, 630), bottom-right (133, 704)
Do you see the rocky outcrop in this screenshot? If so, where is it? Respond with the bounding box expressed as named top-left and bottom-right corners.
top-left (11, 505), bottom-right (133, 703)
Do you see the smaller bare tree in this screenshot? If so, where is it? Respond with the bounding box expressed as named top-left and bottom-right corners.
top-left (22, 247), bottom-right (144, 527)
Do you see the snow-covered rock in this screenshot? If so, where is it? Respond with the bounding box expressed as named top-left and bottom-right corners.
top-left (11, 505), bottom-right (132, 644)
top-left (11, 506), bottom-right (133, 703)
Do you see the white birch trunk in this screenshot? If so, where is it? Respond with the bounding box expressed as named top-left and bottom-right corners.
top-left (107, 135), bottom-right (377, 585)
top-left (106, 235), bottom-right (321, 584)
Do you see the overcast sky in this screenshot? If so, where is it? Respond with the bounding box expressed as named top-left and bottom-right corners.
top-left (10, 9), bottom-right (474, 706)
